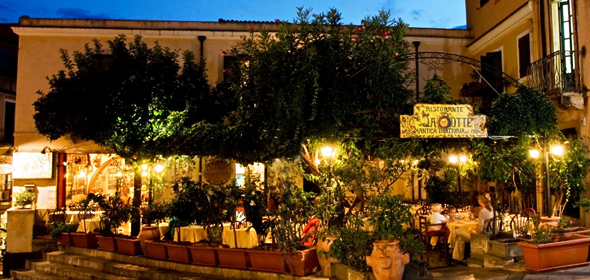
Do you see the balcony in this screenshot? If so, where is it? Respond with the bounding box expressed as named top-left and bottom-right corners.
top-left (0, 75), bottom-right (15, 94)
top-left (527, 50), bottom-right (584, 100)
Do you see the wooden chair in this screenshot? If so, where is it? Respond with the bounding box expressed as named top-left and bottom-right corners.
top-left (484, 215), bottom-right (503, 234)
top-left (418, 216), bottom-right (449, 266)
top-left (51, 208), bottom-right (68, 224)
top-left (510, 208), bottom-right (536, 238)
top-left (415, 206), bottom-right (432, 217)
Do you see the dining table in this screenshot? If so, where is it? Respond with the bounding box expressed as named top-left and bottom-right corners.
top-left (447, 219), bottom-right (479, 245)
top-left (174, 225), bottom-right (208, 243)
top-left (76, 218), bottom-right (102, 233)
top-left (222, 228), bottom-right (258, 248)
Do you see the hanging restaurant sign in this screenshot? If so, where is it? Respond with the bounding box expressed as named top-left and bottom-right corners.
top-left (400, 104), bottom-right (487, 138)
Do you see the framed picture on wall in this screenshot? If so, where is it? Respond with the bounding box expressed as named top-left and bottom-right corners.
top-left (12, 152), bottom-right (54, 179)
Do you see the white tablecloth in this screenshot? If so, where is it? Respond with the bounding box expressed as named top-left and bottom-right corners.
top-left (76, 219), bottom-right (101, 233)
top-left (222, 228), bottom-right (258, 248)
top-left (174, 225), bottom-right (208, 243)
top-left (447, 220), bottom-right (478, 244)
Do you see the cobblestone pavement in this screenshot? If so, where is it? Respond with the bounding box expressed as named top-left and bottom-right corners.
top-left (428, 263), bottom-right (590, 280)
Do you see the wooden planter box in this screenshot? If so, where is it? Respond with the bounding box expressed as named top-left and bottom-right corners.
top-left (70, 232), bottom-right (98, 249)
top-left (518, 234), bottom-right (590, 272)
top-left (57, 233), bottom-right (72, 246)
top-left (116, 237), bottom-right (143, 256)
top-left (246, 249), bottom-right (288, 273)
top-left (144, 240), bottom-right (168, 260)
top-left (166, 242), bottom-right (191, 264)
top-left (284, 248), bottom-right (319, 277)
top-left (97, 235), bottom-right (117, 252)
top-left (216, 247), bottom-right (249, 270)
top-left (189, 244), bottom-right (218, 267)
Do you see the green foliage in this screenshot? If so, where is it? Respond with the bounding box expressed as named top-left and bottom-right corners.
top-left (487, 85), bottom-right (558, 137)
top-left (423, 174), bottom-right (453, 204)
top-left (49, 222), bottom-right (79, 240)
top-left (97, 180), bottom-right (135, 236)
top-left (34, 35), bottom-right (210, 161)
top-left (528, 214), bottom-right (552, 245)
top-left (269, 160), bottom-right (317, 253)
top-left (178, 8), bottom-right (414, 163)
top-left (366, 194), bottom-right (412, 241)
top-left (142, 202), bottom-right (169, 226)
top-left (168, 178), bottom-right (210, 228)
top-left (328, 225), bottom-right (375, 272)
top-left (549, 137), bottom-right (590, 216)
top-left (14, 191), bottom-right (36, 208)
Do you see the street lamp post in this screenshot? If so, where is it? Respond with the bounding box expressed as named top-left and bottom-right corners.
top-left (450, 155), bottom-right (468, 206)
top-left (530, 143), bottom-right (564, 217)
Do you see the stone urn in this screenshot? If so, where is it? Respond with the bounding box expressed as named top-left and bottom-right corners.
top-left (316, 236), bottom-right (338, 276)
top-left (366, 240), bottom-right (410, 280)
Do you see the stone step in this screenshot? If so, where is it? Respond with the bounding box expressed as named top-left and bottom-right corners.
top-left (46, 251), bottom-right (218, 280)
top-left (11, 270), bottom-right (64, 280)
top-left (30, 261), bottom-right (135, 280)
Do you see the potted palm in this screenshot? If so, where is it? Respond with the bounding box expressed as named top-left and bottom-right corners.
top-left (366, 193), bottom-right (423, 280)
top-left (189, 183), bottom-right (224, 267)
top-left (139, 202), bottom-right (169, 254)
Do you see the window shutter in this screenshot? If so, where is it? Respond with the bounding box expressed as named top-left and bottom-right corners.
top-left (518, 34), bottom-right (531, 78)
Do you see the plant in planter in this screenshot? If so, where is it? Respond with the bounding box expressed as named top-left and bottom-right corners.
top-left (270, 161), bottom-right (319, 276)
top-left (97, 182), bottom-right (139, 255)
top-left (70, 194), bottom-right (104, 248)
top-left (14, 191), bottom-right (36, 209)
top-left (366, 193), bottom-right (423, 280)
top-left (49, 222), bottom-right (79, 246)
top-left (139, 201), bottom-right (169, 254)
top-left (518, 213), bottom-right (590, 272)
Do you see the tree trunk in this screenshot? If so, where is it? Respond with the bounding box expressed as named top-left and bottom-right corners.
top-left (131, 163), bottom-right (142, 237)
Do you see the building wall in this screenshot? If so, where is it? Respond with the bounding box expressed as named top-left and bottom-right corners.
top-left (466, 0), bottom-right (530, 40)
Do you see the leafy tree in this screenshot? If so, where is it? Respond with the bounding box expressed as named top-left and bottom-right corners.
top-left (34, 35), bottom-right (212, 236)
top-left (179, 8), bottom-right (414, 165)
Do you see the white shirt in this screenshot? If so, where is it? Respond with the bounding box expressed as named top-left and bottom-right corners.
top-left (477, 208), bottom-right (494, 233)
top-left (429, 212), bottom-right (448, 231)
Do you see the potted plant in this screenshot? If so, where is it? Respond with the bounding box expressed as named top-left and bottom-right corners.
top-left (96, 182), bottom-right (136, 253)
top-left (139, 201), bottom-right (169, 254)
top-left (70, 194), bottom-right (103, 248)
top-left (269, 163), bottom-right (319, 277)
top-left (14, 191), bottom-right (36, 209)
top-left (366, 193), bottom-right (423, 280)
top-left (243, 178), bottom-right (287, 273)
top-left (49, 222), bottom-right (79, 246)
top-left (214, 183), bottom-right (251, 270)
top-left (188, 183), bottom-right (224, 267)
top-left (518, 213), bottom-right (590, 272)
top-left (163, 178), bottom-right (210, 263)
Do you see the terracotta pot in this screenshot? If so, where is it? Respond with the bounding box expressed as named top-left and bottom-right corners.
top-left (57, 233), bottom-right (72, 246)
top-left (316, 236), bottom-right (338, 276)
top-left (70, 232), bottom-right (98, 249)
top-left (216, 247), bottom-right (249, 269)
top-left (97, 235), bottom-right (117, 252)
top-left (366, 240), bottom-right (410, 280)
top-left (138, 226), bottom-right (160, 255)
top-left (189, 244), bottom-right (218, 267)
top-left (518, 234), bottom-right (590, 272)
top-left (115, 237), bottom-right (143, 255)
top-left (166, 242), bottom-right (191, 263)
top-left (144, 240), bottom-right (168, 260)
top-left (247, 249), bottom-right (288, 273)
top-left (284, 248), bottom-right (319, 277)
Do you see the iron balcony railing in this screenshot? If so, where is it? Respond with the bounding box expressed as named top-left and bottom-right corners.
top-left (527, 50), bottom-right (583, 97)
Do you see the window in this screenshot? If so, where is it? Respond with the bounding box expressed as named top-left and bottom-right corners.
top-left (480, 0), bottom-right (490, 7)
top-left (223, 56), bottom-right (239, 84)
top-left (481, 51), bottom-right (503, 83)
top-left (518, 33), bottom-right (531, 78)
top-left (559, 0), bottom-right (575, 75)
